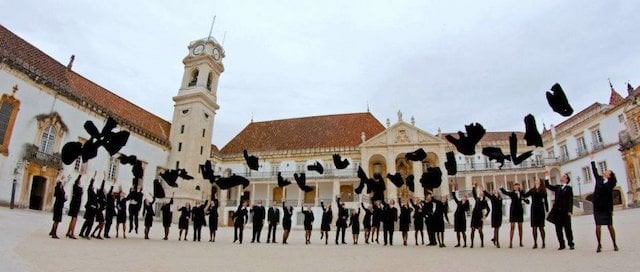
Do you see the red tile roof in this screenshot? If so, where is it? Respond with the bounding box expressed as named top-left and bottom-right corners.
top-left (220, 112), bottom-right (386, 154)
top-left (609, 89), bottom-right (624, 105)
top-left (0, 24), bottom-right (171, 146)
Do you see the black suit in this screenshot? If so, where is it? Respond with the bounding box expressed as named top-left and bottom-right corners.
top-left (336, 197), bottom-right (348, 244)
top-left (382, 203), bottom-right (398, 246)
top-left (423, 200), bottom-right (437, 245)
top-left (251, 205), bottom-right (266, 243)
top-left (546, 180), bottom-right (574, 249)
top-left (267, 206), bottom-right (280, 243)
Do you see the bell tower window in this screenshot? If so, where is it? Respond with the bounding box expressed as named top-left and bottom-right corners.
top-left (206, 72), bottom-right (213, 91)
top-left (188, 68), bottom-right (199, 87)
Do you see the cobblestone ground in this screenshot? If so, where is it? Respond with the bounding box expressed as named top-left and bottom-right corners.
top-left (0, 206), bottom-right (638, 272)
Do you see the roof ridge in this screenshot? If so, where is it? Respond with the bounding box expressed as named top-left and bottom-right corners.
top-left (251, 112), bottom-right (374, 124)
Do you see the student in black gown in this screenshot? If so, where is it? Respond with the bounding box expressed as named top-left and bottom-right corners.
top-left (192, 200), bottom-right (208, 242)
top-left (500, 183), bottom-right (529, 248)
top-left (282, 201), bottom-right (293, 244)
top-left (409, 198), bottom-right (425, 245)
top-left (320, 200), bottom-right (333, 245)
top-left (360, 203), bottom-right (373, 244)
top-left (79, 176), bottom-right (97, 239)
top-left (266, 201), bottom-right (280, 244)
top-left (423, 195), bottom-right (437, 246)
top-left (128, 184), bottom-right (143, 234)
top-left (161, 194), bottom-right (174, 240)
top-left (398, 198), bottom-right (412, 246)
top-left (451, 191), bottom-right (470, 247)
top-left (65, 174), bottom-right (83, 239)
top-left (116, 188), bottom-right (129, 239)
top-left (142, 194), bottom-right (156, 240)
top-left (371, 200), bottom-right (383, 244)
top-left (545, 172), bottom-right (574, 250)
top-left (382, 199), bottom-right (398, 246)
top-left (349, 208), bottom-right (361, 244)
top-left (104, 185), bottom-right (116, 239)
top-left (207, 195), bottom-right (219, 242)
top-left (590, 160), bottom-right (619, 252)
top-left (335, 195), bottom-right (349, 245)
top-left (90, 179), bottom-right (107, 239)
top-left (250, 200), bottom-right (265, 243)
top-left (484, 189), bottom-right (503, 248)
top-left (428, 194), bottom-right (447, 247)
top-left (177, 202), bottom-right (191, 241)
top-left (524, 179), bottom-right (548, 249)
top-left (50, 179), bottom-right (66, 239)
top-left (233, 200), bottom-right (249, 244)
top-left (302, 204), bottom-right (315, 244)
top-left (470, 186), bottom-right (490, 248)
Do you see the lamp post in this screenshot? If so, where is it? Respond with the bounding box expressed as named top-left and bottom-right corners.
top-left (11, 160), bottom-right (24, 209)
top-left (576, 176), bottom-right (582, 209)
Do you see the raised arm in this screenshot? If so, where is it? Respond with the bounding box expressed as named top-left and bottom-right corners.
top-left (472, 186), bottom-right (478, 200)
top-left (451, 191), bottom-right (460, 204)
top-left (544, 179), bottom-right (559, 191)
top-left (321, 201), bottom-right (326, 212)
top-left (361, 202), bottom-right (366, 211)
top-left (499, 187), bottom-right (512, 197)
top-left (591, 161), bottom-right (603, 183)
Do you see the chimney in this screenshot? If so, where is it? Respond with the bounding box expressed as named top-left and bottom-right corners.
top-left (67, 55), bottom-right (75, 70)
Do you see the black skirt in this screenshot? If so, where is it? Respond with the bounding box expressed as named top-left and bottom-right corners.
top-left (321, 223), bottom-right (330, 231)
top-left (179, 217), bottom-right (189, 229)
top-left (530, 207), bottom-right (546, 227)
top-left (594, 210), bottom-right (613, 226)
top-left (68, 201), bottom-right (81, 217)
top-left (117, 213), bottom-right (126, 224)
top-left (470, 212), bottom-right (483, 228)
top-left (304, 222), bottom-right (313, 231)
top-left (95, 211), bottom-right (105, 223)
top-left (432, 220), bottom-right (445, 232)
top-left (351, 222), bottom-right (360, 234)
top-left (372, 217), bottom-right (381, 228)
top-left (163, 212), bottom-right (172, 228)
top-left (145, 215), bottom-right (153, 227)
top-left (399, 219), bottom-right (410, 232)
top-left (283, 219), bottom-right (292, 231)
top-left (209, 216), bottom-right (218, 231)
top-left (53, 204), bottom-right (63, 223)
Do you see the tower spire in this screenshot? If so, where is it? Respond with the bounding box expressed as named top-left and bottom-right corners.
top-left (207, 15), bottom-right (216, 40)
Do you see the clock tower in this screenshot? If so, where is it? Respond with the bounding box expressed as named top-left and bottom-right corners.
top-left (168, 36), bottom-right (225, 198)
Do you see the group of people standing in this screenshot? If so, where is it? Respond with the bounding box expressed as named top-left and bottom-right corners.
top-left (49, 162), bottom-right (620, 253)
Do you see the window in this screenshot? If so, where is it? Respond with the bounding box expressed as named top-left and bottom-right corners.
top-left (576, 137), bottom-right (587, 155)
top-left (560, 145), bottom-right (569, 160)
top-left (202, 129), bottom-right (206, 138)
top-left (180, 125), bottom-right (185, 134)
top-left (176, 161), bottom-right (180, 169)
top-left (272, 165), bottom-right (280, 176)
top-left (466, 156), bottom-right (475, 169)
top-left (178, 142), bottom-right (182, 152)
top-left (39, 125), bottom-right (57, 154)
top-left (188, 69), bottom-right (199, 87)
top-left (107, 156), bottom-right (119, 181)
top-left (582, 166), bottom-right (592, 183)
top-left (535, 155), bottom-right (543, 166)
top-left (74, 157), bottom-right (82, 171)
top-left (591, 129), bottom-right (603, 149)
top-left (547, 149), bottom-right (555, 159)
top-left (206, 72), bottom-right (213, 91)
top-left (200, 146), bottom-right (203, 155)
top-left (0, 92), bottom-right (20, 156)
top-left (598, 161), bottom-right (608, 173)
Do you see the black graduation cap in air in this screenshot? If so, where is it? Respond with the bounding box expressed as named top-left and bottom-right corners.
top-left (153, 179), bottom-right (166, 199)
top-left (406, 174), bottom-right (415, 192)
top-left (294, 173), bottom-right (313, 192)
top-left (119, 154), bottom-right (144, 179)
top-left (61, 116), bottom-right (130, 165)
top-left (370, 173), bottom-right (387, 200)
top-left (277, 172), bottom-right (292, 188)
top-left (405, 148), bottom-right (427, 162)
top-left (444, 151), bottom-right (457, 176)
top-left (387, 173), bottom-right (405, 188)
top-left (307, 161), bottom-right (324, 175)
top-left (509, 132), bottom-right (533, 165)
top-left (445, 123), bottom-right (486, 155)
top-left (61, 142), bottom-right (83, 165)
top-left (243, 149), bottom-right (260, 171)
top-left (332, 154), bottom-right (350, 169)
top-left (211, 186), bottom-right (218, 201)
top-left (482, 147), bottom-right (511, 169)
top-left (159, 168), bottom-right (192, 188)
top-left (216, 174), bottom-right (250, 190)
top-left (546, 83), bottom-right (574, 117)
top-left (355, 166), bottom-right (368, 194)
top-left (199, 160), bottom-right (220, 184)
top-left (420, 167), bottom-right (443, 190)
top-left (523, 114), bottom-right (543, 147)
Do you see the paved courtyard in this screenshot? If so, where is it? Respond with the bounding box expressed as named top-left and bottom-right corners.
top-left (0, 206), bottom-right (638, 272)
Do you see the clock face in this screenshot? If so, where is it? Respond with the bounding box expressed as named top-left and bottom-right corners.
top-left (213, 48), bottom-right (221, 60)
top-left (193, 44), bottom-right (205, 55)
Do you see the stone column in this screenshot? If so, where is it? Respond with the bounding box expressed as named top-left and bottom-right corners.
top-left (266, 183), bottom-right (271, 205)
top-left (413, 161), bottom-right (425, 199)
top-left (333, 180), bottom-right (340, 206)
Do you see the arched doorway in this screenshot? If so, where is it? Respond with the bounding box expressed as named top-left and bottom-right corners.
top-left (368, 154), bottom-right (387, 176)
top-left (29, 176), bottom-right (46, 210)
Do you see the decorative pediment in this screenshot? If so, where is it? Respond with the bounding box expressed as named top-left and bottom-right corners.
top-left (360, 121), bottom-right (444, 147)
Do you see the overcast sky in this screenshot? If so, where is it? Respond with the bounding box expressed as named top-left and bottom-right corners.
top-left (2, 1), bottom-right (639, 147)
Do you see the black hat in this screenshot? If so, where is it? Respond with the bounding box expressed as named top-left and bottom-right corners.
top-left (386, 173), bottom-right (404, 188)
top-left (307, 161), bottom-right (324, 175)
top-left (215, 174), bottom-right (250, 190)
top-left (355, 167), bottom-right (367, 194)
top-left (445, 123), bottom-right (486, 155)
top-left (406, 174), bottom-right (415, 192)
top-left (160, 169), bottom-right (179, 188)
top-left (61, 141), bottom-right (83, 165)
top-left (546, 83), bottom-right (574, 117)
top-left (419, 167), bottom-right (443, 190)
top-left (294, 173), bottom-right (313, 192)
top-left (444, 151), bottom-right (457, 176)
top-left (405, 148), bottom-right (427, 162)
top-left (524, 114), bottom-right (543, 147)
top-left (243, 149), bottom-right (260, 171)
top-left (332, 154), bottom-right (350, 169)
top-left (277, 172), bottom-right (292, 188)
top-left (482, 147), bottom-right (511, 169)
top-left (509, 132), bottom-right (533, 165)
